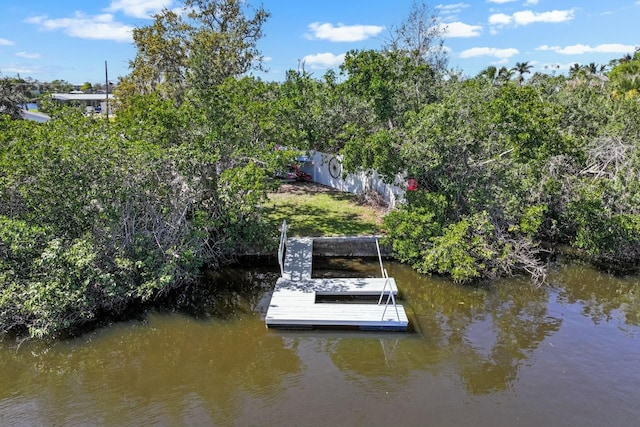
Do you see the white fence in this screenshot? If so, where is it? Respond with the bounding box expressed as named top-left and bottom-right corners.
top-left (298, 150), bottom-right (407, 208)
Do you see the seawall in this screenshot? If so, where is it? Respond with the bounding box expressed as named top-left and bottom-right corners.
top-left (312, 236), bottom-right (392, 257)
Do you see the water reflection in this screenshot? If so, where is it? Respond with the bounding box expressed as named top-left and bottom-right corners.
top-left (0, 266), bottom-right (302, 426)
top-left (551, 260), bottom-right (640, 327)
top-left (389, 264), bottom-right (562, 395)
top-left (0, 315), bottom-right (301, 426)
top-left (0, 259), bottom-right (638, 426)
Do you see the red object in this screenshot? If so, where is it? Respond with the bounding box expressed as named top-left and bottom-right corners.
top-left (290, 164), bottom-right (312, 182)
top-left (407, 178), bottom-right (418, 191)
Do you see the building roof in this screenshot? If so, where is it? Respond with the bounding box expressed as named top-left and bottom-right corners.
top-left (51, 93), bottom-right (115, 101)
top-left (20, 110), bottom-right (51, 123)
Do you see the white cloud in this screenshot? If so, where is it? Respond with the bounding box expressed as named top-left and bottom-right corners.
top-left (306, 22), bottom-right (384, 42)
top-left (0, 38), bottom-right (15, 46)
top-left (436, 3), bottom-right (470, 15)
top-left (24, 12), bottom-right (133, 43)
top-left (537, 43), bottom-right (637, 55)
top-left (488, 13), bottom-right (512, 25)
top-left (513, 10), bottom-right (574, 25)
top-left (16, 52), bottom-right (41, 59)
top-left (536, 45), bottom-right (561, 51)
top-left (490, 9), bottom-right (574, 28)
top-left (525, 0), bottom-right (539, 5)
top-left (301, 52), bottom-right (346, 69)
top-left (459, 47), bottom-right (519, 59)
top-left (106, 0), bottom-right (174, 19)
top-left (0, 65), bottom-right (36, 74)
top-left (440, 22), bottom-right (482, 38)
top-left (23, 16), bottom-right (46, 25)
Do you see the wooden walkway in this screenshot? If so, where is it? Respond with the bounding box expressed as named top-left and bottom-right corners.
top-left (266, 233), bottom-right (409, 330)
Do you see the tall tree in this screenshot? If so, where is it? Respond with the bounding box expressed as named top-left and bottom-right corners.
top-left (568, 63), bottom-right (582, 78)
top-left (0, 74), bottom-right (27, 119)
top-left (116, 0), bottom-right (270, 105)
top-left (44, 79), bottom-right (73, 93)
top-left (513, 61), bottom-right (532, 84)
top-left (585, 62), bottom-right (598, 75)
top-left (340, 48), bottom-right (437, 131)
top-left (383, 1), bottom-right (447, 72)
top-left (115, 8), bottom-right (189, 104)
top-left (607, 49), bottom-right (640, 96)
top-left (497, 66), bottom-right (515, 84)
top-left (478, 66), bottom-right (498, 85)
top-left (186, 0), bottom-right (270, 96)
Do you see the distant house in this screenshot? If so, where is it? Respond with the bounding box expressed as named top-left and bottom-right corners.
top-left (50, 93), bottom-right (116, 115)
top-left (20, 110), bottom-right (50, 123)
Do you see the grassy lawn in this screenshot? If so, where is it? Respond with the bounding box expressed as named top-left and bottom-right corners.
top-left (264, 182), bottom-right (386, 237)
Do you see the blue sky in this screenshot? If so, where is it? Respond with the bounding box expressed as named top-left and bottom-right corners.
top-left (0, 0), bottom-right (638, 84)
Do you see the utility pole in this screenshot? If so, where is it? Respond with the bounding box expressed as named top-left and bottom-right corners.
top-left (105, 60), bottom-right (109, 120)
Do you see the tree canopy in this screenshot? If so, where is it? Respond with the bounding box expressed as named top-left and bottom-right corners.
top-left (2, 0), bottom-right (640, 339)
top-left (116, 0), bottom-right (269, 106)
top-left (0, 75), bottom-right (28, 119)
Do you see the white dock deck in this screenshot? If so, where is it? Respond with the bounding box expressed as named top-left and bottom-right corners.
top-left (281, 238), bottom-right (313, 281)
top-left (266, 231), bottom-right (409, 330)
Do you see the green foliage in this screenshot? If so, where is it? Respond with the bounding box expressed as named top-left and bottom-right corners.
top-left (0, 74), bottom-right (28, 120)
top-left (488, 84), bottom-right (570, 163)
top-left (4, 17), bottom-right (640, 337)
top-left (518, 205), bottom-right (548, 238)
top-left (383, 192), bottom-right (448, 264)
top-left (117, 0), bottom-right (270, 105)
top-left (342, 129), bottom-right (405, 181)
top-left (0, 93), bottom-right (278, 338)
top-left (608, 50), bottom-right (640, 96)
top-left (568, 185), bottom-right (640, 264)
top-left (421, 212), bottom-right (499, 282)
top-left (385, 203), bottom-right (524, 284)
top-left (217, 162), bottom-right (275, 250)
top-left (340, 49), bottom-right (437, 130)
top-left (114, 92), bottom-right (195, 147)
top-left (272, 70), bottom-right (368, 152)
top-left (0, 217), bottom-right (130, 337)
top-left (186, 0), bottom-right (270, 91)
top-left (0, 216), bottom-right (48, 280)
top-left (374, 77), bottom-right (614, 282)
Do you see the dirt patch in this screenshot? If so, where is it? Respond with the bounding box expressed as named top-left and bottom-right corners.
top-left (273, 180), bottom-right (342, 195)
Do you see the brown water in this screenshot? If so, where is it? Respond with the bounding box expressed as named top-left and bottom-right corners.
top-left (1, 258), bottom-right (638, 427)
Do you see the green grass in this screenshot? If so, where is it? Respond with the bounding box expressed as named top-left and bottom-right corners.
top-left (264, 183), bottom-right (385, 237)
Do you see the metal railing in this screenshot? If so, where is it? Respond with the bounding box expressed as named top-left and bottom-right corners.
top-left (278, 220), bottom-right (287, 276)
top-left (375, 239), bottom-right (400, 321)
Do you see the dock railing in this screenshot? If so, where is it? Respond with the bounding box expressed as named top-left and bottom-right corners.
top-left (375, 239), bottom-right (401, 321)
top-left (278, 220), bottom-right (287, 276)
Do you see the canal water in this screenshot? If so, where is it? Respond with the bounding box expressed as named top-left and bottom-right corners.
top-left (0, 258), bottom-right (638, 426)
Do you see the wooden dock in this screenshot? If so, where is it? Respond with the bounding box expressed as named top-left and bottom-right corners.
top-left (265, 224), bottom-right (409, 330)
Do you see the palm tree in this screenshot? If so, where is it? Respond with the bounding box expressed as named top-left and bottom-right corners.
top-left (478, 65), bottom-right (498, 84)
top-left (568, 63), bottom-right (582, 78)
top-left (497, 66), bottom-right (515, 83)
top-left (513, 61), bottom-right (533, 84)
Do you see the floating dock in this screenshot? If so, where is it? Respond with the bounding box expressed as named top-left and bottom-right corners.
top-left (265, 222), bottom-right (409, 330)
